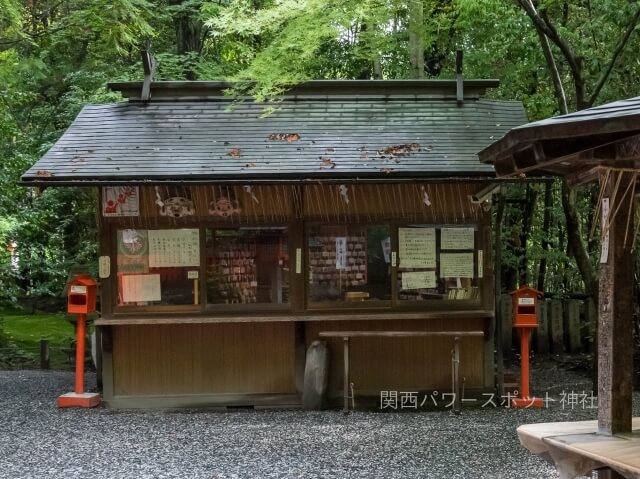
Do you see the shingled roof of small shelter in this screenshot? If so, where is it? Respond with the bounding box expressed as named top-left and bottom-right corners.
top-left (22, 80), bottom-right (527, 186)
top-left (479, 96), bottom-right (640, 182)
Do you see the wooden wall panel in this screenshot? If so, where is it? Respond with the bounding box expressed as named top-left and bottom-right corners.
top-left (303, 183), bottom-right (488, 222)
top-left (135, 185), bottom-right (294, 223)
top-left (305, 318), bottom-right (486, 394)
top-left (113, 322), bottom-right (296, 396)
top-left (109, 183), bottom-right (486, 225)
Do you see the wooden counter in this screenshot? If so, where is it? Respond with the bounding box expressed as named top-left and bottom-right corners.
top-left (95, 309), bottom-right (494, 326)
top-left (517, 419), bottom-right (640, 479)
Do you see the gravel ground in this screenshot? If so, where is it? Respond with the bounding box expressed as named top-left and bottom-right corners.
top-left (0, 360), bottom-right (638, 479)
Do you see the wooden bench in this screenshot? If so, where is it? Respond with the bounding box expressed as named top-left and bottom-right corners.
top-left (518, 419), bottom-right (640, 478)
top-left (317, 330), bottom-right (485, 413)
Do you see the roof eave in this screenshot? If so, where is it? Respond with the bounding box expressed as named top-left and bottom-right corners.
top-left (20, 170), bottom-right (505, 187)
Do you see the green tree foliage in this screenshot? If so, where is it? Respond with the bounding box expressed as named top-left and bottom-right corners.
top-left (0, 0), bottom-right (157, 308)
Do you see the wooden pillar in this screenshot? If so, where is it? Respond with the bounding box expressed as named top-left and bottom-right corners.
top-left (549, 300), bottom-right (564, 353)
top-left (494, 195), bottom-right (505, 394)
top-left (597, 173), bottom-right (634, 435)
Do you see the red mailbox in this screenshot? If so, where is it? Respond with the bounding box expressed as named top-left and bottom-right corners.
top-left (58, 274), bottom-right (100, 408)
top-left (511, 285), bottom-right (541, 328)
top-left (509, 285), bottom-right (543, 408)
top-left (67, 275), bottom-right (97, 314)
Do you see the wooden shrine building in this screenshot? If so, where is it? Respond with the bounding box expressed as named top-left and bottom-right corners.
top-left (22, 79), bottom-right (526, 408)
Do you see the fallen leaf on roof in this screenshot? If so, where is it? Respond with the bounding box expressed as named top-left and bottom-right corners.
top-left (320, 157), bottom-right (336, 169)
top-left (228, 148), bottom-right (241, 157)
top-left (268, 133), bottom-right (300, 142)
top-left (325, 147), bottom-right (335, 152)
top-left (381, 168), bottom-right (394, 174)
top-left (246, 162), bottom-right (256, 168)
top-left (223, 141), bottom-right (230, 146)
top-left (377, 143), bottom-right (420, 157)
top-left (360, 151), bottom-right (369, 160)
top-left (36, 170), bottom-right (53, 177)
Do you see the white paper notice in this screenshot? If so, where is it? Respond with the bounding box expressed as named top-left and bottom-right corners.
top-left (399, 228), bottom-right (436, 268)
top-left (600, 197), bottom-right (610, 264)
top-left (441, 227), bottom-right (474, 250)
top-left (478, 250), bottom-right (483, 278)
top-left (402, 271), bottom-right (436, 290)
top-left (336, 237), bottom-right (347, 270)
top-left (296, 248), bottom-right (302, 274)
top-left (122, 274), bottom-right (161, 302)
top-left (148, 229), bottom-right (200, 267)
top-left (440, 253), bottom-right (474, 278)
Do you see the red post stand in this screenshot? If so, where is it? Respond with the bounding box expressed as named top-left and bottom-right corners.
top-left (57, 275), bottom-right (100, 408)
top-left (511, 328), bottom-right (543, 408)
top-left (510, 285), bottom-right (543, 408)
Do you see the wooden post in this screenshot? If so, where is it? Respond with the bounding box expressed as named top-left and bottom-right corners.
top-left (584, 298), bottom-right (597, 353)
top-left (494, 194), bottom-right (505, 395)
top-left (39, 339), bottom-right (50, 370)
top-left (294, 322), bottom-right (306, 395)
top-left (598, 468), bottom-right (625, 479)
top-left (343, 337), bottom-right (350, 414)
top-left (452, 337), bottom-right (461, 414)
top-left (500, 294), bottom-right (512, 354)
top-left (598, 173), bottom-right (634, 435)
top-left (564, 299), bottom-right (581, 352)
top-left (550, 300), bottom-right (564, 353)
top-left (536, 299), bottom-right (549, 354)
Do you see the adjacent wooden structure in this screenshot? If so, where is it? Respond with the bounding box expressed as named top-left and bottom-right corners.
top-left (480, 96), bottom-right (640, 477)
top-left (22, 79), bottom-right (527, 408)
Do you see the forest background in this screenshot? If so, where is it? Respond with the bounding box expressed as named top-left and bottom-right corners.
top-left (1, 0), bottom-right (640, 326)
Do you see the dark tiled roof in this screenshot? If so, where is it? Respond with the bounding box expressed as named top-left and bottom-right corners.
top-left (22, 82), bottom-right (527, 185)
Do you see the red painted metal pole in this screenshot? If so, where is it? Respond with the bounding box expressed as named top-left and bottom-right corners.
top-left (520, 328), bottom-right (530, 399)
top-left (75, 313), bottom-right (86, 394)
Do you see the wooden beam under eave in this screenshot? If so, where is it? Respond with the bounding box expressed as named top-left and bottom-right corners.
top-left (498, 133), bottom-right (640, 179)
top-left (512, 142), bottom-right (545, 171)
top-left (572, 133), bottom-right (640, 164)
top-left (566, 166), bottom-right (602, 188)
top-left (494, 155), bottom-right (518, 177)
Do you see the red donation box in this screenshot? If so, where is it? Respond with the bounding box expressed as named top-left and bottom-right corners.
top-left (509, 285), bottom-right (543, 408)
top-left (512, 285), bottom-right (540, 328)
top-left (58, 274), bottom-right (100, 408)
top-left (67, 275), bottom-right (97, 314)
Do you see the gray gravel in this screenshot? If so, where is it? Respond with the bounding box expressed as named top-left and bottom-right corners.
top-left (0, 362), bottom-right (638, 479)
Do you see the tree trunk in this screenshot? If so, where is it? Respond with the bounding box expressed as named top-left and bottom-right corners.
top-left (171, 0), bottom-right (205, 80)
top-left (519, 184), bottom-right (538, 285)
top-left (561, 180), bottom-right (598, 300)
top-left (408, 0), bottom-right (425, 79)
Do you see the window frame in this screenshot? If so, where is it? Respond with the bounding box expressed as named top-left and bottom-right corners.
top-left (111, 221), bottom-right (295, 315)
top-left (392, 222), bottom-right (485, 311)
top-left (304, 221), bottom-right (394, 311)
